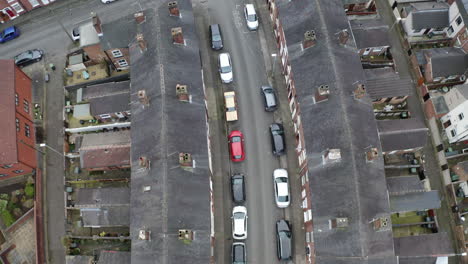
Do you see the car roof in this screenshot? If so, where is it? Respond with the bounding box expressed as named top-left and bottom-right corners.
top-left (219, 53), bottom-right (230, 66)
top-left (277, 182), bottom-right (289, 196)
top-left (14, 50), bottom-right (33, 60)
top-left (245, 4), bottom-right (255, 14)
top-left (4, 26), bottom-right (15, 34)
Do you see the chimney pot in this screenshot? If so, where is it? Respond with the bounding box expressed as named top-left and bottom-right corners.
top-left (172, 27), bottom-right (185, 45)
top-left (303, 30), bottom-right (316, 49)
top-left (168, 1), bottom-right (180, 17)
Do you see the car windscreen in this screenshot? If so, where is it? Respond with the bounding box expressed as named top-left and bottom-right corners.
top-left (278, 195), bottom-right (289, 202)
top-left (233, 212), bottom-right (244, 219)
top-left (221, 65), bottom-right (231, 73)
top-left (73, 28), bottom-right (80, 36)
top-left (15, 52), bottom-right (33, 62)
top-left (231, 136), bottom-right (241, 143)
top-left (247, 14), bottom-right (257, 22)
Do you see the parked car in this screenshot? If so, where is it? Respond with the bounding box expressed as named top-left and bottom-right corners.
top-left (219, 53), bottom-right (233, 83)
top-left (232, 242), bottom-right (246, 264)
top-left (261, 85), bottom-right (278, 111)
top-left (0, 26), bottom-right (20, 43)
top-left (231, 174), bottom-right (245, 203)
top-left (232, 206), bottom-right (248, 240)
top-left (101, 0), bottom-right (118, 3)
top-left (276, 220), bottom-right (292, 261)
top-left (273, 169), bottom-right (290, 208)
top-left (71, 27), bottom-right (80, 41)
top-left (224, 91), bottom-right (238, 122)
top-left (244, 4), bottom-right (259, 30)
top-left (14, 49), bottom-right (44, 67)
top-left (229, 130), bottom-right (245, 162)
top-left (270, 123), bottom-right (285, 156)
top-left (209, 24), bottom-right (223, 50)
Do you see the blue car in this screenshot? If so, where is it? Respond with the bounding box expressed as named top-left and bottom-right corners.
top-left (0, 26), bottom-right (20, 43)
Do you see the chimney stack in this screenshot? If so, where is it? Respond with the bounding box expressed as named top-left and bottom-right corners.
top-left (168, 1), bottom-right (180, 17)
top-left (176, 84), bottom-right (190, 102)
top-left (139, 156), bottom-right (150, 169)
top-left (314, 84), bottom-right (330, 103)
top-left (323, 149), bottom-right (341, 164)
top-left (138, 90), bottom-right (149, 106)
top-left (366, 148), bottom-right (379, 162)
top-left (136, 34), bottom-right (147, 52)
top-left (91, 12), bottom-right (103, 36)
top-left (179, 152), bottom-right (193, 167)
top-left (329, 217), bottom-right (349, 229)
top-left (354, 83), bottom-right (366, 99)
top-left (134, 12), bottom-right (146, 24)
top-left (339, 29), bottom-right (349, 45)
top-left (172, 27), bottom-right (185, 45)
top-left (303, 30), bottom-right (316, 49)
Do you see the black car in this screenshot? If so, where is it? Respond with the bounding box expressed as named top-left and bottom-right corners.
top-left (232, 242), bottom-right (246, 264)
top-left (209, 24), bottom-right (223, 50)
top-left (14, 49), bottom-right (43, 67)
top-left (261, 85), bottom-right (278, 111)
top-left (270, 123), bottom-right (285, 156)
top-left (231, 174), bottom-right (245, 203)
top-left (276, 220), bottom-right (292, 261)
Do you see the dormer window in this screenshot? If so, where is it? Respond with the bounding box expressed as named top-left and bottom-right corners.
top-left (112, 50), bottom-right (123, 58)
top-left (459, 113), bottom-right (464, 120)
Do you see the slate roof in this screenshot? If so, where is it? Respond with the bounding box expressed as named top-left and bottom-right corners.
top-left (386, 176), bottom-right (424, 195)
top-left (389, 190), bottom-right (441, 212)
top-left (377, 119), bottom-right (429, 152)
top-left (408, 2), bottom-right (450, 31)
top-left (79, 130), bottom-right (131, 169)
top-left (277, 0), bottom-right (395, 261)
top-left (129, 6), bottom-right (210, 264)
top-left (0, 60), bottom-right (19, 165)
top-left (65, 255), bottom-right (93, 264)
top-left (75, 187), bottom-right (130, 208)
top-left (100, 14), bottom-right (137, 50)
top-left (364, 68), bottom-right (414, 99)
top-left (83, 81), bottom-right (130, 99)
top-left (425, 47), bottom-right (468, 78)
top-left (80, 206), bottom-right (130, 227)
top-left (350, 19), bottom-right (391, 49)
top-left (97, 251), bottom-right (131, 264)
top-left (88, 91), bottom-right (129, 116)
top-left (394, 233), bottom-right (454, 257)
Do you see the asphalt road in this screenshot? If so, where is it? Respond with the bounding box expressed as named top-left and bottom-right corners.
top-left (194, 0), bottom-right (288, 263)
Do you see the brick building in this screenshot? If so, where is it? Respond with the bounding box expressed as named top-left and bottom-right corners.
top-left (0, 60), bottom-right (37, 179)
top-left (0, 0), bottom-right (57, 23)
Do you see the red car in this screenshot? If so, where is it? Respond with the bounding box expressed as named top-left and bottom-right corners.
top-left (228, 130), bottom-right (245, 162)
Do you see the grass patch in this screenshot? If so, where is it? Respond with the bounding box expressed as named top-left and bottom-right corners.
top-left (0, 210), bottom-right (15, 227)
top-left (25, 184), bottom-right (35, 198)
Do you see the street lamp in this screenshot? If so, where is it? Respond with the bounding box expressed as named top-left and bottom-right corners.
top-left (39, 143), bottom-right (64, 157)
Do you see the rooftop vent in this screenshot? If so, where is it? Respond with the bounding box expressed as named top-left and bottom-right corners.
top-left (134, 12), bottom-right (146, 24)
top-left (323, 149), bottom-right (341, 164)
top-left (136, 33), bottom-right (147, 52)
top-left (139, 229), bottom-right (151, 240)
top-left (176, 84), bottom-right (190, 102)
top-left (139, 156), bottom-right (150, 169)
top-left (179, 153), bottom-right (193, 168)
top-left (366, 148), bottom-right (379, 162)
top-left (168, 1), bottom-right (180, 17)
top-left (172, 27), bottom-right (185, 45)
top-left (329, 217), bottom-right (349, 229)
top-left (138, 90), bottom-right (149, 106)
top-left (354, 83), bottom-right (366, 99)
top-left (143, 186), bottom-right (151, 192)
top-left (314, 84), bottom-right (329, 103)
top-left (178, 229), bottom-right (194, 241)
top-left (303, 30), bottom-right (316, 49)
top-left (372, 217), bottom-right (390, 232)
top-left (338, 29), bottom-right (349, 45)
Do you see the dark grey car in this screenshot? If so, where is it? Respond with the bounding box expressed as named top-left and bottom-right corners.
top-left (232, 242), bottom-right (246, 264)
top-left (270, 123), bottom-right (285, 156)
top-left (276, 220), bottom-right (292, 261)
top-left (261, 85), bottom-right (278, 111)
top-left (14, 49), bottom-right (43, 67)
top-left (209, 24), bottom-right (223, 50)
top-left (231, 174), bottom-right (245, 203)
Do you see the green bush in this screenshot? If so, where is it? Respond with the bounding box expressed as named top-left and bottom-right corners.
top-left (1, 210), bottom-right (15, 227)
top-left (25, 184), bottom-right (35, 198)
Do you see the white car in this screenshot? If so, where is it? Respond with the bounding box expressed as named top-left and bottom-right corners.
top-left (101, 0), bottom-right (118, 3)
top-left (71, 27), bottom-right (80, 41)
top-left (232, 206), bottom-right (247, 240)
top-left (219, 53), bottom-right (233, 83)
top-left (244, 4), bottom-right (259, 31)
top-left (273, 169), bottom-right (290, 208)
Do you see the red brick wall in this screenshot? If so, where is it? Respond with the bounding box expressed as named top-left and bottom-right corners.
top-left (15, 66), bottom-right (33, 122)
top-left (105, 48), bottom-right (130, 70)
top-left (83, 44), bottom-right (107, 63)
